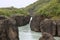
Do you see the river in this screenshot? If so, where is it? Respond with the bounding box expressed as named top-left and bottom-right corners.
top-left (18, 17), bottom-right (60, 40)
top-left (18, 23), bottom-right (60, 40)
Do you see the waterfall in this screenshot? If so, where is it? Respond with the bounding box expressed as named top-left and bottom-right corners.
top-left (18, 16), bottom-right (60, 40)
top-left (29, 17), bottom-right (32, 24)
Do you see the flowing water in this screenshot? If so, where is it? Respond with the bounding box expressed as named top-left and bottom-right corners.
top-left (18, 23), bottom-right (60, 40)
top-left (18, 17), bottom-right (60, 40)
top-left (18, 23), bottom-right (42, 40)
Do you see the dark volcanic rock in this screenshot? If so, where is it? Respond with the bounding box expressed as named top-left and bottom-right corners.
top-left (30, 15), bottom-right (46, 32)
top-left (0, 20), bottom-right (7, 40)
top-left (55, 20), bottom-right (60, 36)
top-left (40, 19), bottom-right (56, 36)
top-left (39, 32), bottom-right (55, 40)
top-left (0, 16), bottom-right (8, 40)
top-left (24, 15), bottom-right (31, 25)
top-left (11, 15), bottom-right (30, 26)
top-left (5, 18), bottom-right (19, 40)
top-left (0, 15), bottom-right (19, 40)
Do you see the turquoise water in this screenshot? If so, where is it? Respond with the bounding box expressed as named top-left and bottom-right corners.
top-left (18, 23), bottom-right (60, 40)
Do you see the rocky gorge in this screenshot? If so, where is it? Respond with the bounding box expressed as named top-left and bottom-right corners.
top-left (0, 14), bottom-right (60, 40)
top-left (0, 0), bottom-right (60, 40)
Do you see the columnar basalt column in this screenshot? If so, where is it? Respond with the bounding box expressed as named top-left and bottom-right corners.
top-left (11, 15), bottom-right (30, 26)
top-left (55, 20), bottom-right (60, 36)
top-left (0, 16), bottom-right (8, 40)
top-left (30, 15), bottom-right (46, 32)
top-left (0, 15), bottom-right (19, 40)
top-left (40, 19), bottom-right (56, 36)
top-left (4, 18), bottom-right (19, 40)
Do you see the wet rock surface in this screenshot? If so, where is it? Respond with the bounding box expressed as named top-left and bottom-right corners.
top-left (39, 32), bottom-right (55, 40)
top-left (0, 16), bottom-right (19, 40)
top-left (11, 15), bottom-right (30, 26)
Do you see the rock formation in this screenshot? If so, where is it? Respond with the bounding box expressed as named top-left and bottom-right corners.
top-left (30, 15), bottom-right (47, 32)
top-left (40, 19), bottom-right (56, 36)
top-left (39, 32), bottom-right (55, 40)
top-left (55, 20), bottom-right (60, 36)
top-left (11, 15), bottom-right (30, 26)
top-left (0, 15), bottom-right (19, 40)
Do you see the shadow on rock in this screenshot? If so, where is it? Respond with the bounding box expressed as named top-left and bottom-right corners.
top-left (11, 14), bottom-right (31, 27)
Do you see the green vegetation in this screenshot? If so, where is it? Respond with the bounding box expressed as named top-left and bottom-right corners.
top-left (26, 0), bottom-right (60, 18)
top-left (26, 0), bottom-right (50, 14)
top-left (0, 7), bottom-right (29, 16)
top-left (36, 0), bottom-right (60, 17)
top-left (0, 0), bottom-right (60, 18)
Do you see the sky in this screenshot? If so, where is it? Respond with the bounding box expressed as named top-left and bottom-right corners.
top-left (0, 0), bottom-right (37, 8)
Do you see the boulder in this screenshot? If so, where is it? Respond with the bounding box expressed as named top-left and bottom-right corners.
top-left (30, 15), bottom-right (46, 32)
top-left (11, 15), bottom-right (30, 26)
top-left (40, 19), bottom-right (56, 36)
top-left (39, 32), bottom-right (55, 40)
top-left (0, 15), bottom-right (19, 40)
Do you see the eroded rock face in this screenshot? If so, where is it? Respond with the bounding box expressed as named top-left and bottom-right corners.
top-left (55, 20), bottom-right (60, 36)
top-left (24, 15), bottom-right (31, 25)
top-left (11, 15), bottom-right (30, 26)
top-left (40, 19), bottom-right (56, 36)
top-left (0, 20), bottom-right (7, 40)
top-left (0, 16), bottom-right (19, 40)
top-left (39, 32), bottom-right (55, 40)
top-left (5, 18), bottom-right (19, 40)
top-left (30, 15), bottom-right (46, 32)
top-left (0, 16), bottom-right (8, 40)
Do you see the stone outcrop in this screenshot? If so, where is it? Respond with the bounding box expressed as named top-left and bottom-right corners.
top-left (0, 15), bottom-right (19, 40)
top-left (40, 19), bottom-right (56, 36)
top-left (30, 15), bottom-right (47, 32)
top-left (39, 32), bottom-right (55, 40)
top-left (30, 14), bottom-right (60, 37)
top-left (11, 15), bottom-right (30, 26)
